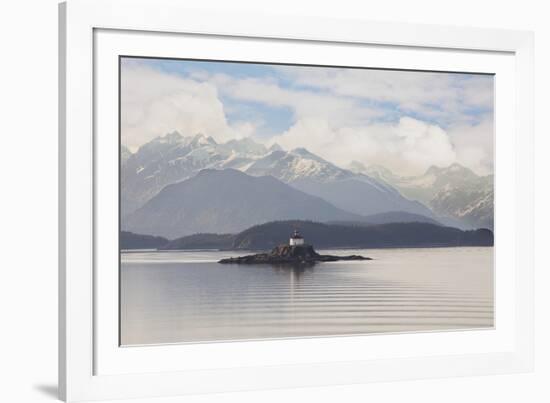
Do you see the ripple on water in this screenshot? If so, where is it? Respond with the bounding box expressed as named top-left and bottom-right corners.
top-left (120, 247), bottom-right (494, 345)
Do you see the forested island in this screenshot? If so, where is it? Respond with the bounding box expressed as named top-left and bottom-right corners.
top-left (121, 220), bottom-right (494, 251)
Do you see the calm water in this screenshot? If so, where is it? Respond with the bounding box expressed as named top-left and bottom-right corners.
top-left (121, 247), bottom-right (494, 345)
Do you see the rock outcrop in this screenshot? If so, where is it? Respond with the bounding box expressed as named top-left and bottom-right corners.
top-left (218, 244), bottom-right (371, 265)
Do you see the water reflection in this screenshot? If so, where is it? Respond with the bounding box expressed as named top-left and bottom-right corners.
top-left (121, 247), bottom-right (494, 345)
top-left (269, 263), bottom-right (315, 280)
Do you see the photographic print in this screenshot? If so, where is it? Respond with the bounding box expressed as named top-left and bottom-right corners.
top-left (119, 57), bottom-right (494, 345)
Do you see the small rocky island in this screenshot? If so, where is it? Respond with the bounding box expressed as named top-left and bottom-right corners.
top-left (219, 230), bottom-right (371, 265)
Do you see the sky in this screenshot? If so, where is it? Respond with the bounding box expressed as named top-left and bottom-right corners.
top-left (121, 57), bottom-right (494, 176)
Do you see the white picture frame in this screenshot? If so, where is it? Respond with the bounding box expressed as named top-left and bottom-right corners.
top-left (59, 0), bottom-right (534, 401)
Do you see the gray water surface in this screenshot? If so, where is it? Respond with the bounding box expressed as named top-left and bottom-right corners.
top-left (121, 247), bottom-right (494, 345)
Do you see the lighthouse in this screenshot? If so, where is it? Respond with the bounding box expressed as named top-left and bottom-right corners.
top-left (289, 229), bottom-right (304, 246)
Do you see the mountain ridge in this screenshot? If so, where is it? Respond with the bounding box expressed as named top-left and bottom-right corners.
top-left (123, 168), bottom-right (363, 238)
top-left (155, 220), bottom-right (494, 251)
top-left (352, 162), bottom-right (494, 229)
top-left (121, 132), bottom-right (435, 220)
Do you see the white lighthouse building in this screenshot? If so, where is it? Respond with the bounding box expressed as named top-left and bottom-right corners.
top-left (289, 229), bottom-right (304, 246)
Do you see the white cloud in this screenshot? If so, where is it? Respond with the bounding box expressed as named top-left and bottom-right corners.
top-left (121, 65), bottom-right (244, 150)
top-left (204, 68), bottom-right (494, 175)
top-left (207, 73), bottom-right (385, 126)
top-left (274, 66), bottom-right (494, 125)
top-left (447, 117), bottom-right (494, 175)
top-left (121, 61), bottom-right (494, 176)
top-left (270, 117), bottom-right (460, 176)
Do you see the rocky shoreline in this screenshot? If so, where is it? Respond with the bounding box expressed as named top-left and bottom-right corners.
top-left (218, 244), bottom-right (371, 265)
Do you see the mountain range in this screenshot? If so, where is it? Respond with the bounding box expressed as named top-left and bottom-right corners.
top-left (352, 162), bottom-right (494, 229)
top-left (123, 168), bottom-right (362, 238)
top-left (121, 132), bottom-right (268, 216)
top-left (122, 132), bottom-right (494, 237)
top-left (245, 147), bottom-right (432, 217)
top-left (122, 132), bottom-right (434, 220)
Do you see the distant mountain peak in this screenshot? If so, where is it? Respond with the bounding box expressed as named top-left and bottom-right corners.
top-left (268, 143), bottom-right (283, 152)
top-left (265, 149), bottom-right (286, 158)
top-left (425, 163), bottom-right (474, 177)
top-left (289, 147), bottom-right (329, 164)
top-left (244, 146), bottom-right (351, 184)
top-left (162, 130), bottom-right (184, 144)
top-left (365, 162), bottom-right (493, 230)
top-left (224, 137), bottom-right (267, 156)
top-left (290, 147), bottom-right (313, 156)
top-left (189, 133), bottom-right (217, 147)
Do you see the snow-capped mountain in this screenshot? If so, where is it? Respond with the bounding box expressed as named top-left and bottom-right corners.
top-left (351, 162), bottom-right (494, 229)
top-left (121, 132), bottom-right (435, 220)
top-left (430, 182), bottom-right (493, 229)
top-left (246, 148), bottom-right (434, 217)
top-left (245, 148), bottom-right (354, 183)
top-left (124, 169), bottom-right (362, 238)
top-left (121, 132), bottom-right (266, 216)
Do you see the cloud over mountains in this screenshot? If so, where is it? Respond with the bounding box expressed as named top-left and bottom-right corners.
top-left (121, 58), bottom-right (493, 176)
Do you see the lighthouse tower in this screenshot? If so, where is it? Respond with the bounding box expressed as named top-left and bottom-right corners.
top-left (289, 229), bottom-right (304, 246)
